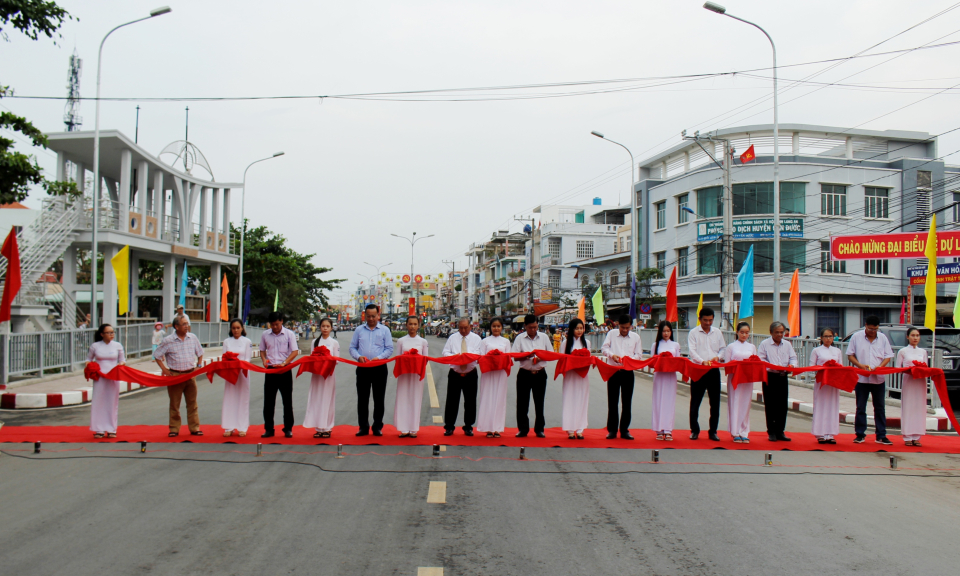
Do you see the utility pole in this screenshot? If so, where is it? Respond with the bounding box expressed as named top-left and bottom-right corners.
top-left (442, 259), bottom-right (456, 317)
top-left (684, 131), bottom-right (734, 329)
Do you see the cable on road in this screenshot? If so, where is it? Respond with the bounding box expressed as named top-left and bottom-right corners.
top-left (3, 450), bottom-right (959, 478)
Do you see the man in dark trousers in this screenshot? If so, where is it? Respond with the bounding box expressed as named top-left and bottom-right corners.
top-left (349, 304), bottom-right (394, 436)
top-left (259, 311), bottom-right (299, 438)
top-left (441, 317), bottom-right (482, 436)
top-left (510, 314), bottom-right (554, 438)
top-left (686, 307), bottom-right (726, 441)
top-left (600, 314), bottom-right (643, 440)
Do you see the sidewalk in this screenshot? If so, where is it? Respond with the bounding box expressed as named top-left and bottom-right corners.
top-left (1, 347), bottom-right (227, 410)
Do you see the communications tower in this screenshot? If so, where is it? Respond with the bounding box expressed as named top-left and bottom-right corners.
top-left (63, 49), bottom-right (82, 131)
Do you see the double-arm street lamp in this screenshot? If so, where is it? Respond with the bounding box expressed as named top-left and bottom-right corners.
top-left (704, 2), bottom-right (781, 320)
top-left (90, 6), bottom-right (172, 326)
top-left (391, 232), bottom-right (434, 316)
top-left (237, 152), bottom-right (285, 320)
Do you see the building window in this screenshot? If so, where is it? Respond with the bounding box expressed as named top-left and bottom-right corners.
top-left (677, 193), bottom-right (690, 224)
top-left (677, 247), bottom-right (689, 277)
top-left (865, 187), bottom-right (889, 219)
top-left (655, 201), bottom-right (666, 230)
top-left (575, 240), bottom-right (594, 259)
top-left (609, 270), bottom-right (620, 286)
top-left (697, 243), bottom-right (720, 275)
top-left (697, 186), bottom-right (722, 219)
top-left (816, 307), bottom-right (843, 338)
top-left (820, 241), bottom-right (846, 274)
top-left (917, 170), bottom-right (932, 229)
top-left (733, 240), bottom-right (806, 274)
top-left (548, 270), bottom-right (561, 288)
top-left (733, 182), bottom-right (773, 215)
top-left (952, 192), bottom-right (960, 223)
top-left (780, 181), bottom-right (806, 214)
top-left (547, 239), bottom-right (561, 259)
top-left (575, 211), bottom-right (585, 223)
top-left (655, 252), bottom-right (666, 274)
top-left (595, 271), bottom-right (604, 286)
top-left (862, 308), bottom-right (888, 326)
top-left (864, 259), bottom-right (889, 276)
top-left (581, 274), bottom-right (590, 289)
top-left (821, 184), bottom-right (847, 216)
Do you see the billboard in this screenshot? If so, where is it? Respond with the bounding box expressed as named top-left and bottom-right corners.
top-left (696, 218), bottom-right (803, 242)
top-left (830, 231), bottom-right (960, 260)
top-left (907, 263), bottom-right (960, 285)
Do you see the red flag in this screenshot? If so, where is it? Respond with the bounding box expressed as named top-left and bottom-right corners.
top-left (899, 297), bottom-right (906, 324)
top-left (740, 144), bottom-right (756, 164)
top-left (665, 266), bottom-right (678, 323)
top-left (0, 227), bottom-right (22, 323)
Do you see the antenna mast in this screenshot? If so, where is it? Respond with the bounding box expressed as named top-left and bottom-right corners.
top-left (64, 49), bottom-right (82, 131)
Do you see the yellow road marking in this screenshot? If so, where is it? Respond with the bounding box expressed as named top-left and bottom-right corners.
top-left (432, 415), bottom-right (443, 424)
top-left (417, 569), bottom-right (443, 576)
top-left (426, 481), bottom-right (446, 504)
top-left (426, 367), bottom-right (440, 408)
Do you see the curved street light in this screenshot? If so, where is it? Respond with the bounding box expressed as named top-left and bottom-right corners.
top-left (391, 232), bottom-right (434, 316)
top-left (236, 151), bottom-right (284, 321)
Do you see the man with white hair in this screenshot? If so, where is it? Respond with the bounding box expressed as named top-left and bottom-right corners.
top-left (154, 314), bottom-right (205, 437)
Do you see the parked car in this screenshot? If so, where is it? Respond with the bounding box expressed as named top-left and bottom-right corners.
top-left (841, 324), bottom-right (960, 408)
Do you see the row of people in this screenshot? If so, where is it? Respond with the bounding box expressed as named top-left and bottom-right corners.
top-left (85, 307), bottom-right (929, 446)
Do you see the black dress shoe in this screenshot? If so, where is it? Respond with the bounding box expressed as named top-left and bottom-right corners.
top-left (355, 430), bottom-right (369, 437)
top-left (443, 430), bottom-right (454, 436)
top-left (535, 431), bottom-right (546, 438)
top-left (767, 434), bottom-right (778, 442)
top-left (708, 432), bottom-right (720, 441)
top-left (515, 431), bottom-right (528, 438)
top-left (689, 432), bottom-right (699, 440)
top-left (283, 431), bottom-right (293, 438)
top-left (606, 433), bottom-right (617, 440)
top-left (372, 430), bottom-right (383, 437)
top-left (777, 434), bottom-right (792, 442)
top-left (261, 431), bottom-right (275, 438)
top-left (621, 432), bottom-right (635, 440)
top-left (463, 429), bottom-right (474, 437)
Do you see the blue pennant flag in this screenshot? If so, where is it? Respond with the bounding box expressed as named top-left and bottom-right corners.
top-left (628, 273), bottom-right (637, 320)
top-left (178, 260), bottom-right (188, 308)
top-left (242, 284), bottom-right (252, 324)
top-left (736, 244), bottom-right (755, 319)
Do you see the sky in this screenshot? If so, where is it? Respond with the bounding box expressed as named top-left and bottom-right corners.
top-left (5, 0), bottom-right (960, 299)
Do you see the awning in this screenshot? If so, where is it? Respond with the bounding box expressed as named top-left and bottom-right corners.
top-left (534, 303), bottom-right (560, 317)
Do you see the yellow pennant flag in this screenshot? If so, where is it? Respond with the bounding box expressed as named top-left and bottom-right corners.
top-left (591, 285), bottom-right (604, 325)
top-left (111, 245), bottom-right (130, 316)
top-left (924, 214), bottom-right (938, 330)
top-left (695, 292), bottom-right (704, 326)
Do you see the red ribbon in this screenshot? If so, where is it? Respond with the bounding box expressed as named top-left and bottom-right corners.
top-left (477, 348), bottom-right (515, 376)
top-left (392, 349), bottom-right (430, 381)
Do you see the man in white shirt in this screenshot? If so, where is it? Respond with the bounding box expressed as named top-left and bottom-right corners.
top-left (687, 307), bottom-right (726, 441)
top-left (846, 315), bottom-right (894, 445)
top-left (757, 321), bottom-right (799, 442)
top-left (441, 317), bottom-right (483, 436)
top-left (510, 314), bottom-right (554, 438)
top-left (601, 314), bottom-right (643, 440)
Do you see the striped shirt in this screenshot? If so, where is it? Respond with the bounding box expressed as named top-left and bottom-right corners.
top-left (153, 331), bottom-right (203, 371)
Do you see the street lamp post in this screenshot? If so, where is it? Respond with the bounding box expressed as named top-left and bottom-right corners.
top-left (90, 6), bottom-right (171, 326)
top-left (704, 2), bottom-right (781, 321)
top-left (591, 131), bottom-right (637, 320)
top-left (391, 232), bottom-right (434, 316)
top-left (237, 152), bottom-right (284, 322)
top-left (363, 261), bottom-right (392, 318)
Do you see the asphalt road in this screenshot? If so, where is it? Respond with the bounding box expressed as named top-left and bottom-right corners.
top-left (2, 333), bottom-right (959, 575)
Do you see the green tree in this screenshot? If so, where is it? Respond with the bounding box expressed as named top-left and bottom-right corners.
top-left (0, 1), bottom-right (77, 204)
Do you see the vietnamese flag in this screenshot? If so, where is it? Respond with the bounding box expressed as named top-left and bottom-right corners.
top-left (740, 144), bottom-right (756, 164)
top-left (665, 266), bottom-right (678, 323)
top-left (0, 227), bottom-right (21, 323)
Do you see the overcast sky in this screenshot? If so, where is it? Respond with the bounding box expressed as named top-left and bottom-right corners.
top-left (5, 0), bottom-right (960, 297)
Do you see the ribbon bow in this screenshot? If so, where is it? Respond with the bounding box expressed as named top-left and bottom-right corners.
top-left (393, 348), bottom-right (429, 380)
top-left (208, 351), bottom-right (246, 385)
top-left (84, 362), bottom-right (103, 382)
top-left (478, 348), bottom-right (515, 375)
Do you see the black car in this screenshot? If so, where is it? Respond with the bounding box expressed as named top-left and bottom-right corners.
top-left (842, 324), bottom-right (960, 408)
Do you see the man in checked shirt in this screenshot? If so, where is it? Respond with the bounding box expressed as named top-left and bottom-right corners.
top-left (154, 314), bottom-right (205, 437)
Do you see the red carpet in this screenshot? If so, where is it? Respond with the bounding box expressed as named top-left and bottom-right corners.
top-left (2, 425), bottom-right (959, 453)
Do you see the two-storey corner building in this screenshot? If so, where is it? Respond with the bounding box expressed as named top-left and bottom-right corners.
top-left (637, 123), bottom-right (951, 336)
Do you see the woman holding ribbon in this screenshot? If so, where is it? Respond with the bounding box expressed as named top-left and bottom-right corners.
top-left (221, 319), bottom-right (253, 437)
top-left (86, 324), bottom-right (125, 439)
top-left (650, 320), bottom-right (681, 441)
top-left (896, 326), bottom-right (928, 447)
top-left (561, 318), bottom-right (591, 440)
top-left (723, 322), bottom-right (757, 444)
top-left (394, 315), bottom-right (429, 438)
top-left (477, 317), bottom-right (512, 438)
top-left (304, 317), bottom-right (339, 438)
top-left (810, 327), bottom-right (842, 444)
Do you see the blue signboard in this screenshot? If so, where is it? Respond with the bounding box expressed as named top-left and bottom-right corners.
top-left (697, 218), bottom-right (804, 242)
top-left (907, 263), bottom-right (960, 278)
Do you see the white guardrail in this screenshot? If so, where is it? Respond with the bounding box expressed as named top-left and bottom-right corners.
top-left (0, 322), bottom-right (267, 384)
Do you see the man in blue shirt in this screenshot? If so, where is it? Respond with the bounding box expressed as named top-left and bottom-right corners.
top-left (350, 304), bottom-right (394, 436)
